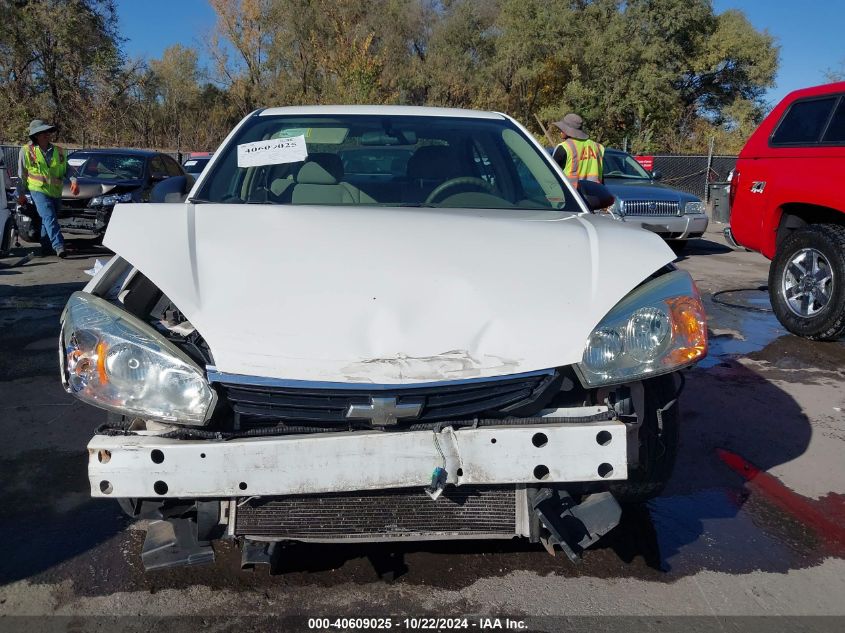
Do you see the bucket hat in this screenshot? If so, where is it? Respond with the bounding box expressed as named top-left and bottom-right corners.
top-left (28, 119), bottom-right (57, 139)
top-left (552, 113), bottom-right (588, 140)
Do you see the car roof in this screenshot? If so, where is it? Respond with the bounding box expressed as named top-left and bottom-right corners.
top-left (68, 148), bottom-right (163, 157)
top-left (259, 105), bottom-right (507, 119)
top-left (781, 80), bottom-right (845, 102)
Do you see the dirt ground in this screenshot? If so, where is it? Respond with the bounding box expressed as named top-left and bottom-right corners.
top-left (0, 227), bottom-right (843, 631)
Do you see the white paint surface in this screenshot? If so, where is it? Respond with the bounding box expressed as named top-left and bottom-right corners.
top-left (104, 203), bottom-right (674, 383)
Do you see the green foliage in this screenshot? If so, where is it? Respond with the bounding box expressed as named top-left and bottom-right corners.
top-left (0, 0), bottom-right (779, 154)
top-left (0, 0), bottom-right (122, 142)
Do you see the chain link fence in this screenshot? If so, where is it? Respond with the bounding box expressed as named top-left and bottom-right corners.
top-left (641, 155), bottom-right (737, 202)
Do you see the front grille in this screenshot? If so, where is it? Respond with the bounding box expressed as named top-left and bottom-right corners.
top-left (219, 371), bottom-right (559, 429)
top-left (623, 200), bottom-right (680, 216)
top-left (234, 486), bottom-right (518, 540)
top-left (61, 199), bottom-right (92, 211)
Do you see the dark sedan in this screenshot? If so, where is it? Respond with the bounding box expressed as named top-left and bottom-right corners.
top-left (16, 148), bottom-right (188, 243)
top-left (601, 149), bottom-right (708, 252)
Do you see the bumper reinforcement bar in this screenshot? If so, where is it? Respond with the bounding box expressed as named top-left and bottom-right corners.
top-left (88, 421), bottom-right (628, 499)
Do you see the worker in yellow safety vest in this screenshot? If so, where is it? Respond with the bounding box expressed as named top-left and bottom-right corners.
top-left (16, 119), bottom-right (77, 257)
top-left (551, 113), bottom-right (604, 189)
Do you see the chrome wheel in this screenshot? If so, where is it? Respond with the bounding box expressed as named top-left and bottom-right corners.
top-left (782, 247), bottom-right (834, 317)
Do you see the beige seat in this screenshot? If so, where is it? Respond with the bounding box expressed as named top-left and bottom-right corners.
top-left (289, 153), bottom-right (375, 205)
top-left (268, 163), bottom-right (295, 199)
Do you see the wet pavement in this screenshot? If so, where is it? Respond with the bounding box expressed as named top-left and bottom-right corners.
top-left (0, 228), bottom-right (844, 625)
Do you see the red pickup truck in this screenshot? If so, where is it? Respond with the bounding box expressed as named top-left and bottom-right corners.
top-left (729, 81), bottom-right (845, 340)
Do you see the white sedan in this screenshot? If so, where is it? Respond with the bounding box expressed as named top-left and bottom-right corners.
top-left (61, 105), bottom-right (708, 571)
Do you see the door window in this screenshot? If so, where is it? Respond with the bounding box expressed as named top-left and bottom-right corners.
top-left (771, 97), bottom-right (837, 145)
top-left (821, 98), bottom-right (845, 144)
top-left (163, 156), bottom-right (183, 176)
top-left (149, 157), bottom-right (168, 178)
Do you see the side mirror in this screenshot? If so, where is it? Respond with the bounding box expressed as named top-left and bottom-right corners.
top-left (578, 180), bottom-right (615, 211)
top-left (651, 170), bottom-right (663, 181)
top-left (151, 175), bottom-right (194, 203)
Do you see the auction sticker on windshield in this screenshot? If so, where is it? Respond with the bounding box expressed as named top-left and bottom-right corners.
top-left (237, 135), bottom-right (308, 168)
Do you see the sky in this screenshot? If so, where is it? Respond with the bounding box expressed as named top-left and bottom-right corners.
top-left (712, 0), bottom-right (845, 105)
top-left (116, 0), bottom-right (217, 64)
top-left (116, 0), bottom-right (845, 108)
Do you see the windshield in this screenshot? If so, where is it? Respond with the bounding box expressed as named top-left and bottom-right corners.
top-left (603, 151), bottom-right (652, 180)
top-left (183, 157), bottom-right (211, 175)
top-left (196, 114), bottom-right (577, 211)
top-left (69, 153), bottom-right (146, 180)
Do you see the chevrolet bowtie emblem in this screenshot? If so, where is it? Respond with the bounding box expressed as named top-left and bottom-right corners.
top-left (346, 396), bottom-right (423, 426)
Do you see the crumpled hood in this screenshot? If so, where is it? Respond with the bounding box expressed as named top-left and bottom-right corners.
top-left (61, 179), bottom-right (142, 201)
top-left (104, 204), bottom-right (674, 383)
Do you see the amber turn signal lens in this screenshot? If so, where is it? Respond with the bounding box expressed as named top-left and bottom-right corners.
top-left (665, 296), bottom-right (707, 364)
top-left (95, 340), bottom-right (109, 384)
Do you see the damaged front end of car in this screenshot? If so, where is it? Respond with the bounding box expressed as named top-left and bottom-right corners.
top-left (62, 253), bottom-right (706, 571)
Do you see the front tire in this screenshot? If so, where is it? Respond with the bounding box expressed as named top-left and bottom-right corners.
top-left (768, 224), bottom-right (845, 341)
top-left (609, 374), bottom-right (680, 504)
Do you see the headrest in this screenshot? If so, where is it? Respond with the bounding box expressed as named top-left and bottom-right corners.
top-left (407, 145), bottom-right (462, 180)
top-left (296, 153), bottom-right (343, 185)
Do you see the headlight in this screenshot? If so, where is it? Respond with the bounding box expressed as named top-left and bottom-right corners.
top-left (90, 192), bottom-right (133, 207)
top-left (60, 292), bottom-right (216, 425)
top-left (684, 201), bottom-right (706, 214)
top-left (575, 270), bottom-right (707, 387)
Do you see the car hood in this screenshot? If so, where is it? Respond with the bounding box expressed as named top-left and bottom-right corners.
top-left (603, 179), bottom-right (699, 203)
top-left (62, 178), bottom-right (142, 201)
top-left (104, 204), bottom-right (674, 383)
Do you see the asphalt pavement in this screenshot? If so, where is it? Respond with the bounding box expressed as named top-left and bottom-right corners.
top-left (0, 228), bottom-right (843, 631)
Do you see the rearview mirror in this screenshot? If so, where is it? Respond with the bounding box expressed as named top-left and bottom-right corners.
top-left (578, 180), bottom-right (615, 211)
top-left (151, 175), bottom-right (194, 203)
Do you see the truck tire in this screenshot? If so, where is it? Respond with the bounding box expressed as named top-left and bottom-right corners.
top-left (609, 374), bottom-right (680, 504)
top-left (768, 224), bottom-right (845, 341)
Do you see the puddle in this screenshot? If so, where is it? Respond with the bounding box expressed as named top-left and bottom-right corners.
top-left (648, 488), bottom-right (810, 575)
top-left (700, 288), bottom-right (787, 368)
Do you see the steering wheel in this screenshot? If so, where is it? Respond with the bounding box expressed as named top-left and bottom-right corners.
top-left (425, 177), bottom-right (495, 204)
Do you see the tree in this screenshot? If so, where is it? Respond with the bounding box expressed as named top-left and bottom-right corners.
top-left (537, 0), bottom-right (777, 152)
top-left (0, 0), bottom-right (780, 154)
top-left (150, 45), bottom-right (201, 151)
top-left (0, 0), bottom-right (123, 142)
top-left (825, 58), bottom-right (845, 82)
top-left (207, 0), bottom-right (272, 114)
